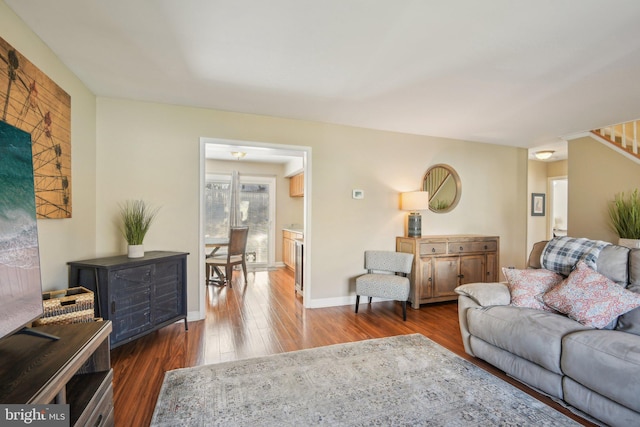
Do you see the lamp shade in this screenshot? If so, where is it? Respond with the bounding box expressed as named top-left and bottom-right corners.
top-left (401, 191), bottom-right (430, 211)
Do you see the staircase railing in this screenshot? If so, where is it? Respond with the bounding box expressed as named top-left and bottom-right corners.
top-left (592, 120), bottom-right (640, 160)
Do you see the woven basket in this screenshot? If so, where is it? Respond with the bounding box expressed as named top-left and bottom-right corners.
top-left (34, 287), bottom-right (95, 326)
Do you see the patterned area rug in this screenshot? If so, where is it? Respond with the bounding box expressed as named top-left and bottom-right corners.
top-left (151, 334), bottom-right (581, 426)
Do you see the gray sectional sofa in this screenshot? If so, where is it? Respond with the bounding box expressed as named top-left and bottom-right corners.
top-left (456, 240), bottom-right (640, 427)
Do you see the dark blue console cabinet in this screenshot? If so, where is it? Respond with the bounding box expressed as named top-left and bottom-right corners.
top-left (68, 251), bottom-right (189, 348)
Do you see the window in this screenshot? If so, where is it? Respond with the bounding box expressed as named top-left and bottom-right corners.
top-left (205, 174), bottom-right (275, 266)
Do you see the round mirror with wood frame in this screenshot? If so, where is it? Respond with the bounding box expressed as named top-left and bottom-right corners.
top-left (422, 164), bottom-right (461, 213)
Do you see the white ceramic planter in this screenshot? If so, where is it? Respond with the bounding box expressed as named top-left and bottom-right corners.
top-left (618, 238), bottom-right (640, 249)
top-left (128, 244), bottom-right (144, 258)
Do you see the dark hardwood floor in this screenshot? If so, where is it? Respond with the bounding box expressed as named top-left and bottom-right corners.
top-left (111, 267), bottom-right (594, 426)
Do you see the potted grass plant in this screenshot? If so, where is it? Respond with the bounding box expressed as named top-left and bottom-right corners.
top-left (120, 200), bottom-right (159, 258)
top-left (609, 189), bottom-right (640, 248)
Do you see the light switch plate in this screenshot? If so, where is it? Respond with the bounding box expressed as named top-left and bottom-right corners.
top-left (352, 189), bottom-right (364, 199)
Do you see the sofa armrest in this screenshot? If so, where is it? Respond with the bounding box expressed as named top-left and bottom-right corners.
top-left (454, 282), bottom-right (511, 307)
top-left (456, 282), bottom-right (511, 357)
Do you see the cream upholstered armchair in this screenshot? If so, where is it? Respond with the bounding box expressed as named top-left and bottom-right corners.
top-left (355, 250), bottom-right (414, 321)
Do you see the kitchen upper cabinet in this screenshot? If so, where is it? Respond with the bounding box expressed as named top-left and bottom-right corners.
top-left (289, 173), bottom-right (304, 197)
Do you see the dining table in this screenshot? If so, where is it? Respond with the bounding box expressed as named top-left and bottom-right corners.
top-left (205, 237), bottom-right (229, 285)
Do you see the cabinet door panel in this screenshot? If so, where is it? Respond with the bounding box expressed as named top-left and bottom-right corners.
top-left (460, 255), bottom-right (485, 284)
top-left (419, 258), bottom-right (433, 299)
top-left (113, 310), bottom-right (152, 342)
top-left (110, 266), bottom-right (154, 341)
top-left (433, 257), bottom-right (459, 297)
top-left (154, 261), bottom-right (184, 323)
top-left (486, 252), bottom-right (498, 282)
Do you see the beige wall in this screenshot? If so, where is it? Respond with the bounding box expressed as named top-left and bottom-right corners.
top-left (3, 0), bottom-right (529, 316)
top-left (96, 98), bottom-right (528, 315)
top-left (548, 159), bottom-right (568, 177)
top-left (1, 1), bottom-right (98, 291)
top-left (205, 159), bottom-right (304, 263)
top-left (569, 136), bottom-right (640, 242)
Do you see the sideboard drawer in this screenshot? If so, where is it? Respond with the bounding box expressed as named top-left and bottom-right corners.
top-left (448, 241), bottom-right (497, 254)
top-left (420, 242), bottom-right (447, 255)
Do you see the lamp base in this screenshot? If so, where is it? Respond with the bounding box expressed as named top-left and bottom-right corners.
top-left (407, 212), bottom-right (422, 237)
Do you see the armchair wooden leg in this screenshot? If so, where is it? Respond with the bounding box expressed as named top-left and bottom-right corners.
top-left (355, 295), bottom-right (360, 313)
top-left (402, 301), bottom-right (407, 321)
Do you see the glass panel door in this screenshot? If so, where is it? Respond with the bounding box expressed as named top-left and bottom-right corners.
top-left (205, 174), bottom-right (275, 267)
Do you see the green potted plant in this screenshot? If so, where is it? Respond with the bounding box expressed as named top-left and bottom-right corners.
top-left (608, 189), bottom-right (640, 248)
top-left (119, 200), bottom-right (159, 258)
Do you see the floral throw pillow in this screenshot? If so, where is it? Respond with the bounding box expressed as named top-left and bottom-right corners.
top-left (542, 261), bottom-right (640, 328)
top-left (502, 268), bottom-right (564, 312)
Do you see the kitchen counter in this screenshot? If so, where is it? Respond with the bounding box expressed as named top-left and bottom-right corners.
top-left (283, 226), bottom-right (304, 234)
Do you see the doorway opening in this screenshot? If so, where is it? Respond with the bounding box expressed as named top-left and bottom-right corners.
top-left (198, 138), bottom-right (311, 319)
top-left (548, 176), bottom-right (568, 239)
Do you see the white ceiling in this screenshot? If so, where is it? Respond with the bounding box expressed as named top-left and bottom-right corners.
top-left (7, 0), bottom-right (640, 153)
top-left (203, 139), bottom-right (304, 163)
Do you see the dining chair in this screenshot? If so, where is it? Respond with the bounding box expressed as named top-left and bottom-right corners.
top-left (355, 250), bottom-right (414, 321)
top-left (206, 226), bottom-right (249, 287)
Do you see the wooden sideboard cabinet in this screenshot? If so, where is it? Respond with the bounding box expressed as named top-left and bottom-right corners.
top-left (68, 251), bottom-right (188, 348)
top-left (0, 321), bottom-right (114, 427)
top-left (396, 235), bottom-right (499, 309)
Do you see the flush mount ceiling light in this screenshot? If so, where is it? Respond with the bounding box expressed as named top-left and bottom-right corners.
top-left (534, 150), bottom-right (554, 160)
top-left (230, 151), bottom-right (247, 160)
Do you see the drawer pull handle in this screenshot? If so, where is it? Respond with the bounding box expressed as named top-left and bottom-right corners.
top-left (484, 245), bottom-right (488, 250)
top-left (459, 246), bottom-right (463, 251)
top-left (431, 248), bottom-right (436, 253)
top-left (93, 414), bottom-right (103, 427)
top-left (458, 274), bottom-right (464, 279)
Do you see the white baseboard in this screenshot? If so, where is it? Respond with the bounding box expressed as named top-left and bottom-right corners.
top-left (304, 295), bottom-right (392, 309)
top-left (188, 310), bottom-right (204, 322)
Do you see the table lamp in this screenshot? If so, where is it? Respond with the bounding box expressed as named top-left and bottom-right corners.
top-left (401, 191), bottom-right (430, 237)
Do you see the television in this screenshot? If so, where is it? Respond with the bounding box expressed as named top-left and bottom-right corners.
top-left (0, 120), bottom-right (45, 340)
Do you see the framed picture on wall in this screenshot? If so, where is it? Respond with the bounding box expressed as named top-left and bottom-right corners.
top-left (531, 193), bottom-right (545, 216)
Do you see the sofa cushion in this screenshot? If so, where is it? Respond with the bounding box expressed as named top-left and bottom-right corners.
top-left (562, 330), bottom-right (640, 414)
top-left (543, 261), bottom-right (640, 329)
top-left (617, 248), bottom-right (640, 335)
top-left (502, 268), bottom-right (562, 312)
top-left (466, 305), bottom-right (588, 374)
top-left (595, 244), bottom-right (630, 285)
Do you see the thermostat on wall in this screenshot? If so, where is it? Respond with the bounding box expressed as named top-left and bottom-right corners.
top-left (352, 189), bottom-right (364, 199)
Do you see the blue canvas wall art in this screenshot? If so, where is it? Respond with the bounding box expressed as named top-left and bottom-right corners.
top-left (0, 120), bottom-right (43, 338)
